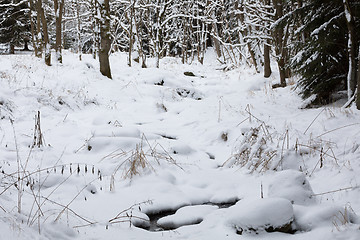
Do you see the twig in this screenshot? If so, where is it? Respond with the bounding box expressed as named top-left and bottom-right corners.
top-left (10, 119), bottom-right (22, 214)
top-left (40, 196), bottom-right (95, 225)
top-left (108, 200), bottom-right (152, 223)
top-left (311, 186), bottom-right (358, 196)
top-left (54, 178), bottom-right (98, 222)
top-left (0, 205), bottom-right (6, 213)
top-left (304, 108), bottom-right (325, 134)
top-left (341, 92), bottom-right (356, 109)
top-left (316, 123), bottom-right (360, 138)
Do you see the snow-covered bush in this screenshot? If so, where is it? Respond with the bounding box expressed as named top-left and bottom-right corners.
top-left (223, 123), bottom-right (278, 173)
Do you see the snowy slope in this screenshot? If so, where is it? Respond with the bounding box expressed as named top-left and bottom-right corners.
top-left (0, 51), bottom-right (360, 240)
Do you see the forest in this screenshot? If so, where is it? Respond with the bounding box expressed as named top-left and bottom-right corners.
top-left (1, 1), bottom-right (360, 240)
top-left (1, 0), bottom-right (360, 108)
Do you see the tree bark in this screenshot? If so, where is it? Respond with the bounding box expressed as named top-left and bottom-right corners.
top-left (9, 43), bottom-right (15, 54)
top-left (128, 0), bottom-right (134, 67)
top-left (99, 0), bottom-right (112, 79)
top-left (23, 40), bottom-right (29, 51)
top-left (273, 0), bottom-right (286, 86)
top-left (212, 19), bottom-right (222, 58)
top-left (54, 0), bottom-right (64, 63)
top-left (38, 0), bottom-right (51, 66)
top-left (76, 0), bottom-right (82, 61)
top-left (29, 0), bottom-right (40, 56)
top-left (343, 0), bottom-right (357, 99)
top-left (263, 0), bottom-right (272, 78)
top-left (35, 0), bottom-right (43, 57)
top-left (264, 40), bottom-right (272, 78)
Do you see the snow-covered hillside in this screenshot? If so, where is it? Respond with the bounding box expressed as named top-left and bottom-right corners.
top-left (0, 51), bottom-right (360, 240)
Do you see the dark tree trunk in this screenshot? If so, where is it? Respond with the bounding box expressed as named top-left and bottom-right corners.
top-left (99, 0), bottom-right (112, 79)
top-left (263, 0), bottom-right (272, 78)
top-left (23, 40), bottom-right (29, 51)
top-left (278, 58), bottom-right (286, 86)
top-left (264, 41), bottom-right (272, 78)
top-left (54, 0), bottom-right (64, 63)
top-left (10, 43), bottom-right (15, 54)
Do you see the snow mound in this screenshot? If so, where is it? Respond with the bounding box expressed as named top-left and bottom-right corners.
top-left (130, 210), bottom-right (151, 229)
top-left (294, 204), bottom-right (360, 231)
top-left (268, 169), bottom-right (316, 205)
top-left (170, 142), bottom-right (195, 155)
top-left (157, 205), bottom-right (218, 229)
top-left (228, 198), bottom-right (294, 234)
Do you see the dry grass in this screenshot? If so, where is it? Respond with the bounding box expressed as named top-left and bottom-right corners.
top-left (333, 204), bottom-right (357, 231)
top-left (223, 123), bottom-right (277, 173)
top-left (102, 134), bottom-right (183, 190)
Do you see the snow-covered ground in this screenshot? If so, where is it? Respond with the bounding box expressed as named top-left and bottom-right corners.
top-left (0, 51), bottom-right (360, 240)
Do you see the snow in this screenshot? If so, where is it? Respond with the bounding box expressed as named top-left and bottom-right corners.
top-left (228, 198), bottom-right (294, 234)
top-left (0, 50), bottom-right (360, 240)
top-left (268, 169), bottom-right (316, 205)
top-left (157, 205), bottom-right (218, 229)
top-left (293, 204), bottom-right (360, 231)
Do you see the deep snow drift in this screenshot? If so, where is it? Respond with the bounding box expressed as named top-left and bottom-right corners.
top-left (0, 51), bottom-right (360, 240)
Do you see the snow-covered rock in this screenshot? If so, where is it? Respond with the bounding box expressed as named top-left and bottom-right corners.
top-left (268, 169), bottom-right (316, 205)
top-left (228, 198), bottom-right (294, 234)
top-left (157, 205), bottom-right (218, 230)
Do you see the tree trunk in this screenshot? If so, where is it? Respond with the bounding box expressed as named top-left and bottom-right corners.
top-left (54, 0), bottom-right (64, 63)
top-left (133, 5), bottom-right (147, 68)
top-left (273, 0), bottom-right (286, 86)
top-left (278, 57), bottom-right (286, 86)
top-left (212, 21), bottom-right (222, 58)
top-left (343, 0), bottom-right (357, 99)
top-left (264, 40), bottom-right (272, 78)
top-left (76, 0), bottom-right (82, 61)
top-left (23, 40), bottom-right (29, 51)
top-left (9, 43), bottom-right (15, 54)
top-left (263, 0), bottom-right (272, 78)
top-left (356, 48), bottom-right (360, 110)
top-left (128, 0), bottom-right (134, 67)
top-left (29, 0), bottom-right (40, 56)
top-left (91, 0), bottom-right (98, 59)
top-left (35, 0), bottom-right (43, 57)
top-left (99, 0), bottom-right (112, 79)
top-left (38, 0), bottom-right (51, 66)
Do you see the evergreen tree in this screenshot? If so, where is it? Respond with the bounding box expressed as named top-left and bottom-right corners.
top-left (290, 0), bottom-right (360, 106)
top-left (0, 0), bottom-right (31, 53)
